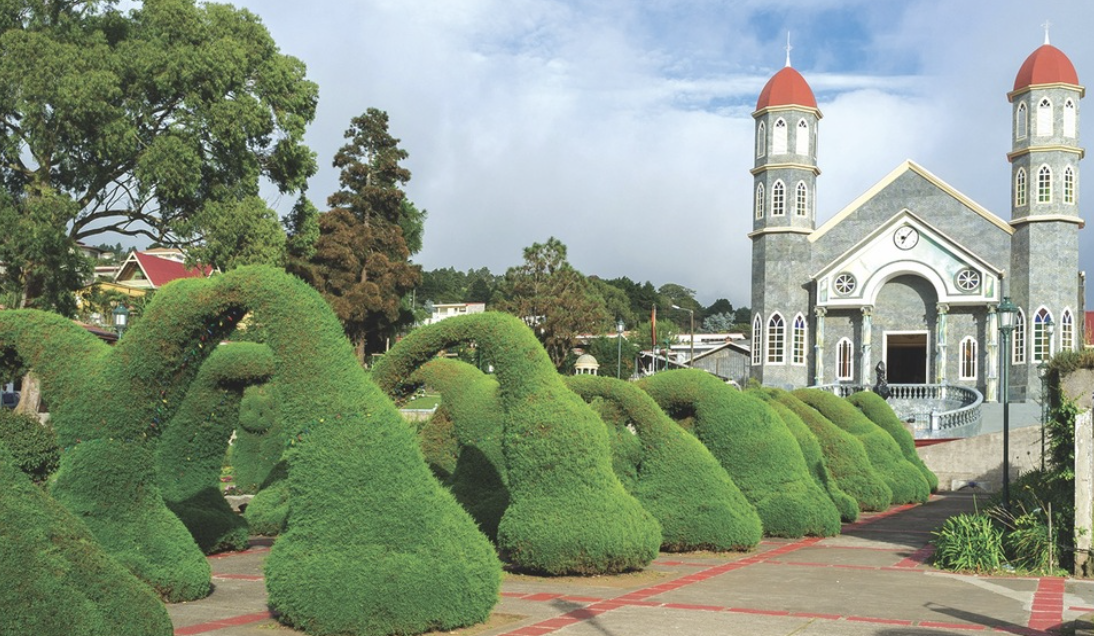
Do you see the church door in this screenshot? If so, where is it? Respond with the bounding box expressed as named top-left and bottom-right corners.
top-left (885, 332), bottom-right (928, 384)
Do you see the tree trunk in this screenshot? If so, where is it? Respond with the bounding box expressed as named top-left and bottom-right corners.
top-left (15, 371), bottom-right (43, 421)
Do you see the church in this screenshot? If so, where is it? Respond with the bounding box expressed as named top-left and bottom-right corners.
top-left (749, 36), bottom-right (1084, 402)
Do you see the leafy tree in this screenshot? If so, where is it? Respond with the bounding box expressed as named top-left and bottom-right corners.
top-left (603, 276), bottom-right (663, 319)
top-left (586, 335), bottom-right (640, 379)
top-left (398, 199), bottom-right (427, 256)
top-left (632, 317), bottom-right (681, 352)
top-left (309, 108), bottom-right (422, 363)
top-left (284, 194), bottom-right (320, 262)
top-left (0, 0), bottom-right (318, 310)
top-left (466, 277), bottom-right (493, 303)
top-left (706, 298), bottom-right (734, 316)
top-left (589, 277), bottom-right (636, 328)
top-left (496, 237), bottom-right (609, 369)
top-left (185, 196), bottom-right (285, 271)
top-left (0, 192), bottom-right (90, 314)
top-left (703, 312), bottom-right (736, 333)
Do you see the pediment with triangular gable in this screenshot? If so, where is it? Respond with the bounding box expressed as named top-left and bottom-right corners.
top-left (813, 209), bottom-right (1002, 309)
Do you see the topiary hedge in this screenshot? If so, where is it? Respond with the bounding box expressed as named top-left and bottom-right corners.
top-left (0, 408), bottom-right (58, 483)
top-left (0, 266), bottom-right (503, 635)
top-left (749, 388), bottom-right (858, 523)
top-left (408, 358), bottom-right (509, 541)
top-left (0, 442), bottom-right (173, 636)
top-left (793, 389), bottom-right (929, 505)
top-left (567, 375), bottom-right (761, 551)
top-left (639, 370), bottom-right (840, 538)
top-left (772, 390), bottom-right (891, 512)
top-left (232, 383), bottom-right (284, 494)
top-left (846, 391), bottom-right (938, 493)
top-left (372, 311), bottom-right (661, 575)
top-left (156, 342), bottom-right (276, 554)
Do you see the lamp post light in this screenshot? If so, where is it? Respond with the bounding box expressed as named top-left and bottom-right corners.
top-left (671, 304), bottom-right (695, 366)
top-left (997, 295), bottom-right (1017, 511)
top-left (616, 319), bottom-right (625, 379)
top-left (113, 303), bottom-right (130, 337)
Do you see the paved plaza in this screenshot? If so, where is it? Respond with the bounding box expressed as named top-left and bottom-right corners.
top-left (168, 492), bottom-right (1094, 636)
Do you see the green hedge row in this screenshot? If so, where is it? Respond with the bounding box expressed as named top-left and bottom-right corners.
top-left (639, 370), bottom-right (840, 538)
top-left (567, 375), bottom-right (762, 551)
top-left (156, 342), bottom-right (275, 553)
top-left (847, 391), bottom-right (938, 493)
top-left (373, 311), bottom-right (661, 575)
top-left (749, 388), bottom-right (858, 522)
top-left (0, 442), bottom-right (173, 636)
top-left (793, 389), bottom-right (929, 505)
top-left (410, 358), bottom-right (509, 541)
top-left (772, 390), bottom-right (892, 511)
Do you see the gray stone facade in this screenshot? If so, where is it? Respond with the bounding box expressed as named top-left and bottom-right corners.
top-left (748, 59), bottom-right (1085, 403)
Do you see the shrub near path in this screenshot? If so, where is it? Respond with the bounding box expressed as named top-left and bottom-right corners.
top-left (0, 266), bottom-right (503, 636)
top-left (847, 390), bottom-right (939, 492)
top-left (770, 388), bottom-right (892, 512)
top-left (567, 375), bottom-right (762, 552)
top-left (639, 370), bottom-right (841, 538)
top-left (372, 312), bottom-right (661, 575)
top-left (794, 389), bottom-right (929, 505)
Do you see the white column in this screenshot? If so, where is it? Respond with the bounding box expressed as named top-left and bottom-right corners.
top-left (936, 303), bottom-right (949, 385)
top-left (986, 306), bottom-right (998, 402)
top-left (814, 307), bottom-right (826, 385)
top-left (860, 306), bottom-right (873, 386)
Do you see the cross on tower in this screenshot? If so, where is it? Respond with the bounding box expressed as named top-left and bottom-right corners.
top-left (785, 32), bottom-right (793, 67)
top-left (1042, 19), bottom-right (1052, 45)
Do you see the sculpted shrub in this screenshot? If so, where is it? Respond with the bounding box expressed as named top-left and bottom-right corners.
top-left (847, 391), bottom-right (938, 492)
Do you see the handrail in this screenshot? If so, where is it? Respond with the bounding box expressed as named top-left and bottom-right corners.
top-left (809, 383), bottom-right (983, 439)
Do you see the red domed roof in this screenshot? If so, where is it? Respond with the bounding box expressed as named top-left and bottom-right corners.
top-left (756, 66), bottom-right (817, 111)
top-left (1013, 44), bottom-right (1079, 91)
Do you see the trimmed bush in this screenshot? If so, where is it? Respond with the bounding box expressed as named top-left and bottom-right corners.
top-left (0, 408), bottom-right (58, 482)
top-left (0, 266), bottom-right (503, 635)
top-left (772, 390), bottom-right (891, 511)
top-left (639, 370), bottom-right (840, 538)
top-left (373, 311), bottom-right (661, 575)
top-left (233, 383), bottom-right (284, 493)
top-left (847, 391), bottom-right (938, 492)
top-left (793, 389), bottom-right (929, 505)
top-left (243, 475), bottom-right (289, 536)
top-left (409, 359), bottom-right (509, 541)
top-left (750, 388), bottom-right (858, 522)
top-left (567, 375), bottom-right (761, 551)
top-left (0, 442), bottom-right (173, 636)
top-left (156, 342), bottom-right (276, 553)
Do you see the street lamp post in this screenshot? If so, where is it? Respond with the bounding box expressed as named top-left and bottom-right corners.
top-left (113, 303), bottom-right (130, 337)
top-left (616, 319), bottom-right (625, 379)
top-left (672, 305), bottom-right (695, 366)
top-left (997, 296), bottom-right (1017, 511)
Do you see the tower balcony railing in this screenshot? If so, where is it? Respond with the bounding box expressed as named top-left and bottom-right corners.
top-left (808, 383), bottom-right (983, 439)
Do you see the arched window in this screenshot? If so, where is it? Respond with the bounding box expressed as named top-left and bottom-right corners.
top-left (1015, 168), bottom-right (1027, 207)
top-left (1064, 166), bottom-right (1076, 204)
top-left (755, 182), bottom-right (765, 219)
top-left (795, 181), bottom-right (808, 217)
top-left (1033, 307), bottom-right (1054, 362)
top-left (751, 315), bottom-right (762, 365)
top-left (772, 180), bottom-right (786, 216)
top-left (1037, 97), bottom-right (1053, 136)
top-left (1013, 309), bottom-right (1026, 364)
top-left (767, 313), bottom-right (785, 364)
top-left (756, 121), bottom-right (766, 158)
top-left (772, 118), bottom-right (788, 154)
top-left (1062, 309), bottom-right (1075, 352)
top-left (1065, 99), bottom-right (1077, 138)
top-left (1038, 165), bottom-right (1052, 203)
top-left (960, 337), bottom-right (978, 380)
top-left (836, 338), bottom-right (853, 380)
top-left (792, 314), bottom-right (807, 365)
top-left (796, 119), bottom-right (809, 156)
top-left (1017, 101), bottom-right (1028, 139)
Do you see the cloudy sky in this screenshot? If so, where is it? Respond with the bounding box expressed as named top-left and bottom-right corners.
top-left (230, 0), bottom-right (1094, 307)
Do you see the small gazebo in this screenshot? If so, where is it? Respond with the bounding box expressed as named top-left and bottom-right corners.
top-left (574, 353), bottom-right (600, 376)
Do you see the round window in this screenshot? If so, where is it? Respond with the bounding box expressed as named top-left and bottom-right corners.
top-left (834, 273), bottom-right (857, 295)
top-left (955, 269), bottom-right (981, 292)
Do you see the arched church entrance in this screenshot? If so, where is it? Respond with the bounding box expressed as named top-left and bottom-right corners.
top-left (872, 275), bottom-right (937, 385)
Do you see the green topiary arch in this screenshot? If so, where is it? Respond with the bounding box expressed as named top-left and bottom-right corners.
top-left (638, 369), bottom-right (840, 538)
top-left (846, 391), bottom-right (938, 493)
top-left (565, 375), bottom-right (762, 551)
top-left (0, 266), bottom-right (501, 636)
top-left (372, 311), bottom-right (661, 575)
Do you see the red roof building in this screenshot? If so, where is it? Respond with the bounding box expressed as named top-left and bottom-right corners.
top-left (114, 250), bottom-right (213, 291)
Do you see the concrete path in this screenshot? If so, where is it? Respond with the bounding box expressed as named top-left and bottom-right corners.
top-left (167, 492), bottom-right (1094, 636)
